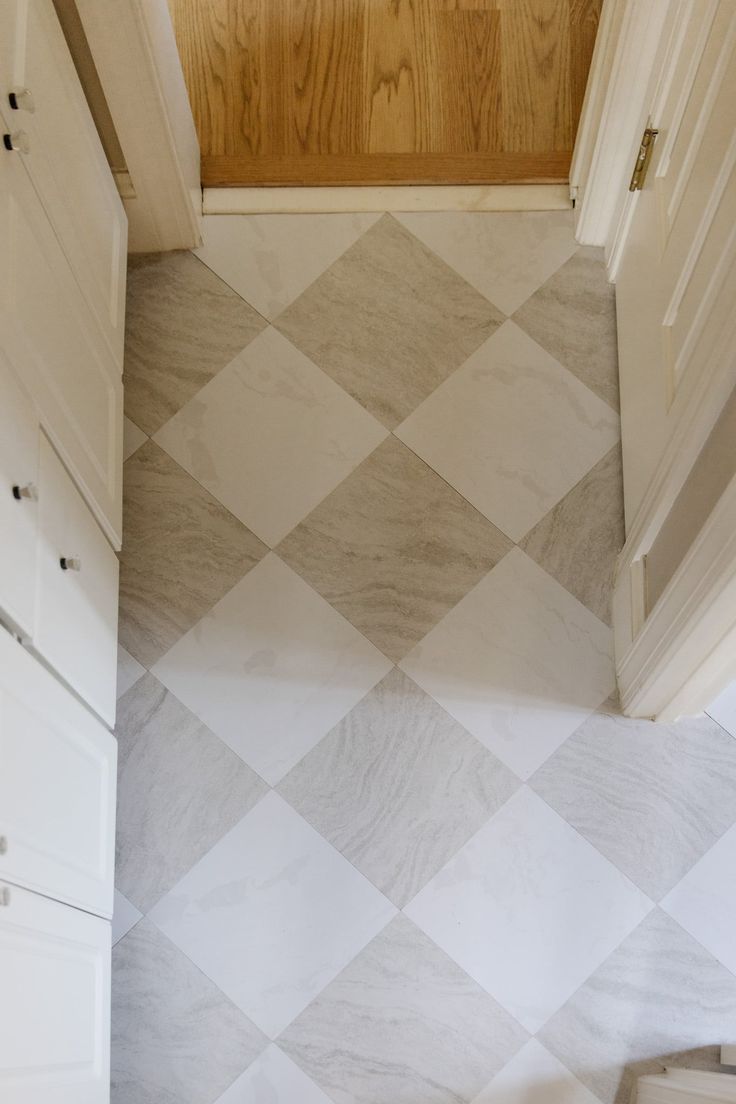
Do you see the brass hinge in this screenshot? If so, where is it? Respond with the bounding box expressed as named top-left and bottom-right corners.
top-left (629, 123), bottom-right (659, 192)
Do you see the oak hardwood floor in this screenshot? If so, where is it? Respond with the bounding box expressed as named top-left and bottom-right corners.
top-left (167, 0), bottom-right (602, 186)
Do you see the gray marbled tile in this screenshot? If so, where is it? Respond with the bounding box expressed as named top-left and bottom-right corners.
top-left (513, 247), bottom-right (619, 411)
top-left (275, 214), bottom-right (504, 428)
top-left (531, 709), bottom-right (736, 900)
top-left (540, 909), bottom-right (736, 1104)
top-left (520, 446), bottom-right (624, 625)
top-left (277, 436), bottom-right (512, 661)
top-left (118, 441), bottom-right (267, 667)
top-left (115, 672), bottom-right (267, 912)
top-left (124, 251), bottom-right (266, 435)
top-left (279, 914), bottom-right (528, 1104)
top-left (111, 919), bottom-right (266, 1104)
top-left (278, 667), bottom-right (519, 906)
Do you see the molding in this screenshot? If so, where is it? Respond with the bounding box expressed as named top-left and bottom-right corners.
top-left (571, 0), bottom-right (675, 254)
top-left (73, 0), bottom-right (202, 252)
top-left (637, 1069), bottom-right (736, 1101)
top-left (203, 185), bottom-right (572, 215)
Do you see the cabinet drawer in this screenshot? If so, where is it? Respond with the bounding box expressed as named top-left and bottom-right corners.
top-left (0, 355), bottom-right (38, 638)
top-left (0, 883), bottom-right (111, 1104)
top-left (0, 629), bottom-right (116, 917)
top-left (34, 435), bottom-right (119, 725)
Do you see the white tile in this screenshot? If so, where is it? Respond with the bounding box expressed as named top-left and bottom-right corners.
top-left (123, 415), bottom-right (148, 461)
top-left (661, 823), bottom-right (736, 976)
top-left (194, 213), bottom-right (381, 320)
top-left (400, 549), bottom-right (616, 780)
top-left (112, 888), bottom-right (142, 945)
top-left (154, 327), bottom-right (387, 546)
top-left (395, 211), bottom-right (578, 315)
top-left (214, 1045), bottom-right (333, 1104)
top-left (149, 791), bottom-right (396, 1039)
top-left (707, 680), bottom-right (736, 738)
top-left (472, 1039), bottom-right (603, 1104)
top-left (117, 644), bottom-right (145, 699)
top-left (152, 553), bottom-right (393, 785)
top-left (396, 321), bottom-right (620, 542)
top-left (405, 788), bottom-right (652, 1033)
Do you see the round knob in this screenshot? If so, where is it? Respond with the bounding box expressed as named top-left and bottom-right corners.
top-left (0, 837), bottom-right (7, 856)
top-left (3, 130), bottom-right (30, 154)
top-left (59, 556), bottom-right (81, 572)
top-left (8, 87), bottom-right (35, 113)
top-left (12, 482), bottom-right (37, 501)
top-left (0, 886), bottom-right (10, 907)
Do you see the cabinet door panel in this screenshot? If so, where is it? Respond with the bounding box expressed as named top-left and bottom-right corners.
top-left (34, 436), bottom-right (119, 725)
top-left (0, 354), bottom-right (39, 638)
top-left (0, 629), bottom-right (116, 917)
top-left (0, 884), bottom-right (111, 1104)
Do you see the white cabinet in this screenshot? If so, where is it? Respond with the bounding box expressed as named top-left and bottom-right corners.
top-left (0, 883), bottom-right (111, 1104)
top-left (0, 630), bottom-right (116, 917)
top-left (34, 435), bottom-right (119, 725)
top-left (0, 353), bottom-right (39, 639)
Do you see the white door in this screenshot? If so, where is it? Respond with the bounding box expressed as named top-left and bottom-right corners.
top-left (0, 883), bottom-right (111, 1104)
top-left (0, 629), bottom-right (116, 918)
top-left (615, 0), bottom-right (736, 526)
top-left (0, 354), bottom-right (39, 639)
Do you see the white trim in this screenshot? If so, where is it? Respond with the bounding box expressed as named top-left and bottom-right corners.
top-left (637, 1068), bottom-right (736, 1102)
top-left (74, 0), bottom-right (202, 252)
top-left (203, 184), bottom-right (572, 215)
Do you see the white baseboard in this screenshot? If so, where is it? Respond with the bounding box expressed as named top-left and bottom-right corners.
top-left (203, 184), bottom-right (572, 215)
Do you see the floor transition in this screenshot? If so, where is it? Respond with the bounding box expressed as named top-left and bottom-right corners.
top-left (113, 211), bottom-right (736, 1104)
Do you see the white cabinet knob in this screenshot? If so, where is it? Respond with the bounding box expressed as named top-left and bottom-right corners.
top-left (0, 886), bottom-right (10, 907)
top-left (59, 557), bottom-right (81, 572)
top-left (12, 482), bottom-right (37, 501)
top-left (3, 130), bottom-right (30, 154)
top-left (8, 86), bottom-right (35, 113)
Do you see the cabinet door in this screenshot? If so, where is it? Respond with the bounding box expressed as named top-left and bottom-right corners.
top-left (0, 0), bottom-right (127, 369)
top-left (0, 629), bottom-right (116, 918)
top-left (0, 100), bottom-right (123, 547)
top-left (0, 354), bottom-right (39, 639)
top-left (34, 435), bottom-right (119, 726)
top-left (0, 883), bottom-right (111, 1104)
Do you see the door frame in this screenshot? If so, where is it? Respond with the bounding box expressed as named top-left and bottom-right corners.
top-left (573, 0), bottom-right (736, 719)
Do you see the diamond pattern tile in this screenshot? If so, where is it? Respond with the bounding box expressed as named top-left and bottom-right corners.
top-left (118, 441), bottom-right (267, 667)
top-left (148, 792), bottom-right (396, 1039)
top-left (115, 673), bottom-right (267, 912)
top-left (277, 436), bottom-right (512, 661)
top-left (395, 320), bottom-right (620, 543)
top-left (540, 909), bottom-right (736, 1104)
top-left (275, 214), bottom-right (504, 428)
top-left (213, 1045), bottom-right (334, 1104)
top-left (278, 667), bottom-right (519, 906)
top-left (531, 709), bottom-right (736, 899)
top-left (125, 251), bottom-right (266, 436)
top-left (154, 326), bottom-right (387, 546)
top-left (513, 247), bottom-right (619, 411)
top-left (472, 1039), bottom-right (604, 1104)
top-left (401, 549), bottom-right (616, 779)
top-left (279, 914), bottom-right (528, 1104)
top-left (405, 787), bottom-right (652, 1033)
top-left (395, 210), bottom-right (578, 315)
top-left (152, 553), bottom-right (392, 784)
top-left (111, 919), bottom-right (267, 1104)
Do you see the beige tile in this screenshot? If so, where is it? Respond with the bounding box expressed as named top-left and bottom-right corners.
top-left (275, 214), bottom-right (503, 429)
top-left (520, 446), bottom-right (624, 625)
top-left (118, 441), bottom-right (266, 667)
top-left (513, 247), bottom-right (619, 411)
top-left (277, 437), bottom-right (512, 662)
top-left (124, 252), bottom-right (266, 435)
top-left (122, 416), bottom-right (148, 462)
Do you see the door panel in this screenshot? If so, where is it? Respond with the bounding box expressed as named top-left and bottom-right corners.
top-left (0, 355), bottom-right (39, 639)
top-left (0, 883), bottom-right (111, 1104)
top-left (0, 629), bottom-right (116, 918)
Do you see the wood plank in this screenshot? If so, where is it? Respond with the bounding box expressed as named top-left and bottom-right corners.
top-left (202, 151), bottom-right (572, 186)
top-left (168, 0), bottom-right (229, 156)
top-left (438, 10), bottom-right (502, 152)
top-left (569, 0), bottom-right (602, 125)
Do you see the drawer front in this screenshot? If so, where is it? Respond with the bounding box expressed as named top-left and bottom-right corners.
top-left (0, 0), bottom-right (127, 369)
top-left (0, 354), bottom-right (39, 638)
top-left (0, 629), bottom-right (116, 917)
top-left (35, 435), bottom-right (119, 725)
top-left (0, 883), bottom-right (111, 1104)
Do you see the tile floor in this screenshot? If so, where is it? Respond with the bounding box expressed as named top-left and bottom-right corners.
top-left (113, 211), bottom-right (736, 1104)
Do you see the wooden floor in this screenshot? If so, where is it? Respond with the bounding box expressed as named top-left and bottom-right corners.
top-left (168, 0), bottom-right (602, 187)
